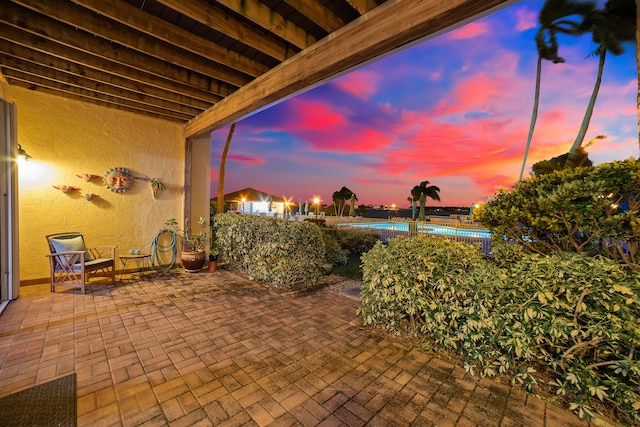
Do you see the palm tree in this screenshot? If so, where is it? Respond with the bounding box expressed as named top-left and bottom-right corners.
top-left (411, 180), bottom-right (441, 221)
top-left (332, 191), bottom-right (344, 216)
top-left (217, 123), bottom-right (236, 214)
top-left (532, 148), bottom-right (593, 175)
top-left (566, 0), bottom-right (636, 168)
top-left (338, 186), bottom-right (355, 216)
top-left (519, 0), bottom-right (596, 181)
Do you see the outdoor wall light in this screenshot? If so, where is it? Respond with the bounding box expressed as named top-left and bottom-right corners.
top-left (16, 144), bottom-right (32, 161)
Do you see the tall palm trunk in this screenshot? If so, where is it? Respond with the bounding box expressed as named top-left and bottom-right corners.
top-left (567, 47), bottom-right (606, 168)
top-left (519, 55), bottom-right (543, 181)
top-left (217, 123), bottom-right (236, 214)
top-left (418, 193), bottom-right (426, 221)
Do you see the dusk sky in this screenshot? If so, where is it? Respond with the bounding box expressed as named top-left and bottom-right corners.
top-left (210, 0), bottom-right (638, 208)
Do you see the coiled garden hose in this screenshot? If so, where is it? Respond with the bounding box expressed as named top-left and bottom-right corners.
top-left (150, 229), bottom-right (177, 272)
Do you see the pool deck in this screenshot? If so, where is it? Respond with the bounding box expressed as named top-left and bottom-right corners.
top-left (0, 270), bottom-right (604, 426)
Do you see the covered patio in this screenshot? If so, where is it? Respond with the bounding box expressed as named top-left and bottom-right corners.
top-left (0, 0), bottom-right (517, 298)
top-left (0, 0), bottom-right (569, 425)
top-left (0, 271), bottom-right (589, 426)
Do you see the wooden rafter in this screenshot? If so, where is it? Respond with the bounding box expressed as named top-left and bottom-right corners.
top-left (12, 0), bottom-right (257, 86)
top-left (155, 0), bottom-right (294, 62)
top-left (70, 0), bottom-right (269, 77)
top-left (5, 72), bottom-right (192, 122)
top-left (1, 62), bottom-right (201, 118)
top-left (215, 0), bottom-right (316, 49)
top-left (345, 0), bottom-right (379, 15)
top-left (283, 0), bottom-right (345, 32)
top-left (0, 49), bottom-right (211, 110)
top-left (0, 2), bottom-right (232, 98)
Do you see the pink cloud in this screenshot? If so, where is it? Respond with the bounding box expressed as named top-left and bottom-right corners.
top-left (449, 22), bottom-right (488, 40)
top-left (289, 99), bottom-right (345, 131)
top-left (334, 70), bottom-right (379, 99)
top-left (297, 127), bottom-right (394, 153)
top-left (226, 155), bottom-right (264, 164)
top-left (515, 7), bottom-right (537, 31)
top-left (277, 98), bottom-right (396, 153)
top-left (432, 73), bottom-right (506, 117)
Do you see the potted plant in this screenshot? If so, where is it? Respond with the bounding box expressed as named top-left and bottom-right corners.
top-left (165, 217), bottom-right (209, 272)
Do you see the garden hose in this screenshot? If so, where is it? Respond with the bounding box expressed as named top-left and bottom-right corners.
top-left (150, 229), bottom-right (177, 272)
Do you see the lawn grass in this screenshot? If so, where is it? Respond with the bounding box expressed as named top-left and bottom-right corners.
top-left (331, 253), bottom-right (363, 280)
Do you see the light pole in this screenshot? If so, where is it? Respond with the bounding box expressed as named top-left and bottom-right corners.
top-left (313, 197), bottom-right (320, 217)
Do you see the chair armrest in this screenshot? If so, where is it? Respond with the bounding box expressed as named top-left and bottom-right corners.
top-left (46, 251), bottom-right (88, 267)
top-left (89, 246), bottom-right (116, 260)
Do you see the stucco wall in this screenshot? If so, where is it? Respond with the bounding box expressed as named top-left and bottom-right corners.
top-left (5, 85), bottom-right (185, 283)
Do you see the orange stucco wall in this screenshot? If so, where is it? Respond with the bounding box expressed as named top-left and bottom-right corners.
top-left (4, 84), bottom-right (186, 283)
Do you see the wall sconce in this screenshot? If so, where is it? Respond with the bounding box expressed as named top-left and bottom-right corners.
top-left (16, 144), bottom-right (32, 161)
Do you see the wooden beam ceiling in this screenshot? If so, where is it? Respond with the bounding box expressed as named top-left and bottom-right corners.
top-left (0, 0), bottom-right (518, 128)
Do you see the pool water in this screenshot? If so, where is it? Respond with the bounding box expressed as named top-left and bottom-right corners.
top-left (337, 222), bottom-right (492, 239)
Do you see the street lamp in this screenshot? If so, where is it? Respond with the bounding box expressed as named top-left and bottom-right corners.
top-left (313, 196), bottom-right (320, 217)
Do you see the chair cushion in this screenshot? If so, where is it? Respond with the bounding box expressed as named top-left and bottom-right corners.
top-left (50, 236), bottom-right (90, 264)
top-left (55, 258), bottom-right (113, 271)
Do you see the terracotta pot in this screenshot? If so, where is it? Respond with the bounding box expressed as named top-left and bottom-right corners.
top-left (181, 250), bottom-right (206, 272)
top-left (207, 260), bottom-right (218, 272)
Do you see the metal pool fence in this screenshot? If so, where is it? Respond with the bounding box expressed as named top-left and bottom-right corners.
top-left (326, 216), bottom-right (493, 254)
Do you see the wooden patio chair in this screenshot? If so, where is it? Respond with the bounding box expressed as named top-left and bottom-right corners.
top-left (46, 232), bottom-right (116, 293)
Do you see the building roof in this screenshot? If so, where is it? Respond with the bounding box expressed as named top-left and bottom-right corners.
top-left (214, 187), bottom-right (286, 204)
top-left (0, 0), bottom-right (514, 137)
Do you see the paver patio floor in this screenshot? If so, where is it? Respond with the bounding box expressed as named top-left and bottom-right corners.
top-left (0, 270), bottom-right (595, 426)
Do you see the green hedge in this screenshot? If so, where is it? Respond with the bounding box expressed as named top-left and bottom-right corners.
top-left (359, 236), bottom-right (640, 422)
top-left (474, 158), bottom-right (640, 270)
top-left (321, 227), bottom-right (380, 255)
top-left (215, 214), bottom-right (327, 289)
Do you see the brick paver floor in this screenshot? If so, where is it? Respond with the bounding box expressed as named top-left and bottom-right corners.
top-left (0, 270), bottom-right (597, 426)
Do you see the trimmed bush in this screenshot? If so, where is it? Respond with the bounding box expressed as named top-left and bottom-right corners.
top-left (359, 237), bottom-right (490, 333)
top-left (359, 236), bottom-right (640, 422)
top-left (215, 213), bottom-right (326, 288)
top-left (322, 232), bottom-right (349, 266)
top-left (474, 158), bottom-right (640, 270)
top-left (322, 227), bottom-right (380, 255)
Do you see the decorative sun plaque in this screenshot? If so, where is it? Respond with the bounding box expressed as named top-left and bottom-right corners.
top-left (104, 167), bottom-right (134, 193)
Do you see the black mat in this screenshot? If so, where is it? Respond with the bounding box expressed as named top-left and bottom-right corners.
top-left (0, 373), bottom-right (77, 427)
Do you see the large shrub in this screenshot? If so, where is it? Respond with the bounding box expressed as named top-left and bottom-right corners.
top-left (215, 214), bottom-right (326, 288)
top-left (322, 227), bottom-right (380, 255)
top-left (496, 253), bottom-right (640, 420)
top-left (475, 158), bottom-right (640, 270)
top-left (359, 237), bottom-right (490, 333)
top-left (359, 236), bottom-right (640, 422)
top-left (322, 232), bottom-right (349, 266)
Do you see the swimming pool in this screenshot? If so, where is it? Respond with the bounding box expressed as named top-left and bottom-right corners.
top-left (336, 222), bottom-right (492, 239)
